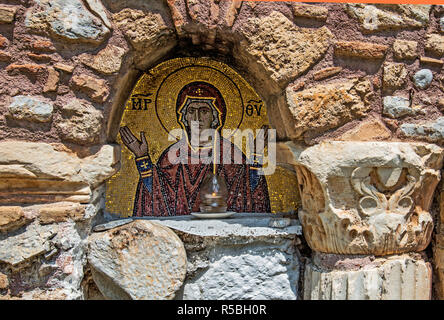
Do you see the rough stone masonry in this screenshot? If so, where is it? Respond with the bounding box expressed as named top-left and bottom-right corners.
top-left (1, 1), bottom-right (444, 300)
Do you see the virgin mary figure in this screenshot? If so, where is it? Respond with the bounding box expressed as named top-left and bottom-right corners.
top-left (119, 81), bottom-right (271, 216)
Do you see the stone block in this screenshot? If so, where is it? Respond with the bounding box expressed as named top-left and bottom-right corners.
top-left (346, 4), bottom-right (431, 32)
top-left (413, 69), bottom-right (433, 89)
top-left (0, 5), bottom-right (17, 24)
top-left (237, 11), bottom-right (332, 85)
top-left (383, 96), bottom-right (415, 118)
top-left (285, 78), bottom-right (372, 140)
top-left (55, 98), bottom-right (103, 145)
top-left (337, 117), bottom-right (392, 141)
top-left (313, 67), bottom-right (342, 81)
top-left (425, 34), bottom-right (444, 56)
top-left (7, 95), bottom-right (53, 123)
top-left (334, 41), bottom-right (388, 59)
top-left (393, 39), bottom-right (418, 60)
top-left (382, 62), bottom-right (407, 90)
top-left (38, 203), bottom-right (85, 224)
top-left (0, 206), bottom-right (28, 233)
top-left (293, 4), bottom-right (328, 21)
top-left (25, 0), bottom-right (109, 44)
top-left (88, 220), bottom-right (187, 300)
top-left (304, 253), bottom-right (432, 300)
top-left (79, 44), bottom-right (127, 75)
top-left (401, 117), bottom-right (444, 143)
top-left (71, 75), bottom-right (109, 103)
top-left (277, 141), bottom-right (443, 255)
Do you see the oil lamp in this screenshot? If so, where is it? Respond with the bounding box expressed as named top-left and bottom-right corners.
top-left (199, 172), bottom-right (228, 213)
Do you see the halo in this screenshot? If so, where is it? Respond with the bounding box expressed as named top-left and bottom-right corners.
top-left (155, 64), bottom-right (244, 141)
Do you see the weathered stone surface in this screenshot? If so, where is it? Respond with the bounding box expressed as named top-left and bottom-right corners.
top-left (0, 141), bottom-right (120, 204)
top-left (277, 141), bottom-right (443, 255)
top-left (84, 0), bottom-right (112, 29)
top-left (441, 16), bottom-right (444, 33)
top-left (401, 117), bottom-right (444, 142)
top-left (54, 63), bottom-right (74, 73)
top-left (0, 223), bottom-right (57, 265)
top-left (393, 39), bottom-right (418, 60)
top-left (346, 4), bottom-right (431, 32)
top-left (383, 62), bottom-right (407, 90)
top-left (55, 98), bottom-right (103, 145)
top-left (0, 272), bottom-right (8, 290)
top-left (335, 41), bottom-right (388, 59)
top-left (305, 253), bottom-right (432, 300)
top-left (28, 52), bottom-right (52, 62)
top-left (286, 78), bottom-right (372, 140)
top-left (38, 203), bottom-right (85, 224)
top-left (43, 67), bottom-right (59, 93)
top-left (25, 0), bottom-right (110, 44)
top-left (0, 50), bottom-right (11, 62)
top-left (145, 213), bottom-right (302, 300)
top-left (0, 35), bottom-right (8, 48)
top-left (383, 96), bottom-right (416, 118)
top-left (0, 5), bottom-right (17, 24)
top-left (420, 56), bottom-right (443, 66)
top-left (238, 11), bottom-right (333, 85)
top-left (71, 75), bottom-right (109, 103)
top-left (413, 69), bottom-right (433, 89)
top-left (425, 34), bottom-right (444, 56)
top-left (0, 206), bottom-right (28, 233)
top-left (6, 64), bottom-right (46, 76)
top-left (88, 220), bottom-right (187, 300)
top-left (31, 39), bottom-right (55, 52)
top-left (435, 189), bottom-right (444, 299)
top-left (112, 8), bottom-right (176, 52)
top-left (7, 95), bottom-right (53, 123)
top-left (293, 4), bottom-right (328, 21)
top-left (313, 67), bottom-right (342, 81)
top-left (337, 117), bottom-right (392, 141)
top-left (79, 44), bottom-right (126, 75)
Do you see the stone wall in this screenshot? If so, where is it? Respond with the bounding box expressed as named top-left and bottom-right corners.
top-left (1, 0), bottom-right (444, 299)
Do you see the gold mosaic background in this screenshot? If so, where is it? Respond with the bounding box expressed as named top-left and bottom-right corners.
top-left (106, 57), bottom-right (300, 217)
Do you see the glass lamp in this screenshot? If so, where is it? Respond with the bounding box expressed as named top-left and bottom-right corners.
top-left (199, 172), bottom-right (228, 213)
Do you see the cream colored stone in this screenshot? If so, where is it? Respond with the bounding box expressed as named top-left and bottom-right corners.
top-left (0, 206), bottom-right (28, 232)
top-left (425, 34), bottom-right (444, 56)
top-left (383, 62), bottom-right (407, 90)
top-left (0, 5), bottom-right (17, 23)
top-left (54, 63), bottom-right (74, 73)
top-left (0, 272), bottom-right (8, 289)
top-left (0, 141), bottom-right (120, 204)
top-left (79, 44), bottom-right (127, 75)
top-left (43, 67), bottom-right (59, 93)
top-left (38, 203), bottom-right (85, 224)
top-left (393, 40), bottom-right (418, 60)
top-left (25, 0), bottom-right (109, 44)
top-left (335, 41), bottom-right (388, 59)
top-left (0, 223), bottom-right (57, 266)
top-left (346, 4), bottom-right (431, 32)
top-left (337, 118), bottom-right (392, 141)
top-left (277, 141), bottom-right (443, 255)
top-left (88, 220), bottom-right (187, 300)
top-left (238, 11), bottom-right (333, 85)
top-left (112, 8), bottom-right (176, 68)
top-left (305, 253), bottom-right (432, 300)
top-left (293, 4), bottom-right (328, 21)
top-left (285, 78), bottom-right (372, 140)
top-left (55, 98), bottom-right (103, 145)
top-left (71, 75), bottom-right (109, 103)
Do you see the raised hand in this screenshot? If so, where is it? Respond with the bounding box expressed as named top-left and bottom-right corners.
top-left (119, 126), bottom-right (149, 158)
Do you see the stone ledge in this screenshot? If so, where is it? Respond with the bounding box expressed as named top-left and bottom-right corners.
top-left (94, 213), bottom-right (302, 239)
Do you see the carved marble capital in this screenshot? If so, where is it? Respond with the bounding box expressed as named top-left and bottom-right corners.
top-left (278, 141), bottom-right (444, 255)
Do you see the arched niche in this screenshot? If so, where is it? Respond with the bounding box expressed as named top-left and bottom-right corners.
top-left (105, 56), bottom-right (300, 217)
